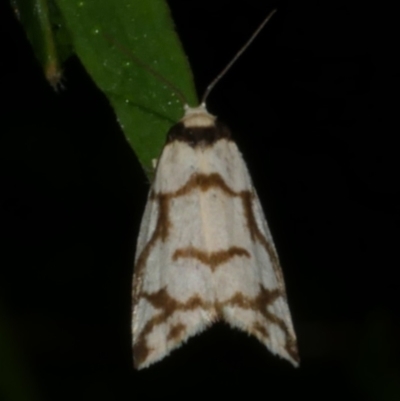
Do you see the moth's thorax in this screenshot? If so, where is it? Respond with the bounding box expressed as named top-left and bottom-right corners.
top-left (167, 104), bottom-right (231, 147)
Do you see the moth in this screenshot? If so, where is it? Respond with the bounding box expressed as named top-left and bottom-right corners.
top-left (131, 9), bottom-right (299, 369)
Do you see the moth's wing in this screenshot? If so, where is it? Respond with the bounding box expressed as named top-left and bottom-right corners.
top-left (208, 140), bottom-right (299, 366)
top-left (132, 137), bottom-right (298, 369)
top-left (132, 142), bottom-right (218, 369)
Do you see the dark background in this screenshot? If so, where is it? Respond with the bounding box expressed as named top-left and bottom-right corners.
top-left (1, 1), bottom-right (399, 400)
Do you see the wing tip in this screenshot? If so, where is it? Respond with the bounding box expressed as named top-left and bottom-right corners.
top-left (134, 316), bottom-right (215, 370)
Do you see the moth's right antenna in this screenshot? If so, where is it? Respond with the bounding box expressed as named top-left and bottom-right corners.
top-left (201, 9), bottom-right (277, 105)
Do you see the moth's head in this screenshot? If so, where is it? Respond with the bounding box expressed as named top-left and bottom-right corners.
top-left (181, 103), bottom-right (216, 128)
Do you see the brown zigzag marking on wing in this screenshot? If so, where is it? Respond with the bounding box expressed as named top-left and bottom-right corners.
top-left (133, 284), bottom-right (298, 368)
top-left (133, 287), bottom-right (215, 367)
top-left (172, 246), bottom-right (251, 271)
top-left (132, 194), bottom-right (170, 303)
top-left (167, 323), bottom-right (186, 342)
top-left (171, 173), bottom-right (238, 197)
top-left (134, 172), bottom-right (287, 301)
top-left (133, 170), bottom-right (298, 365)
top-left (240, 191), bottom-right (287, 295)
top-left (218, 285), bottom-right (299, 363)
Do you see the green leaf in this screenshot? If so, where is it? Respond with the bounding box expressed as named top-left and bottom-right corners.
top-left (54, 0), bottom-right (198, 175)
top-left (11, 0), bottom-right (72, 88)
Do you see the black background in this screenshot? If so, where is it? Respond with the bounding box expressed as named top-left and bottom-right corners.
top-left (1, 1), bottom-right (399, 400)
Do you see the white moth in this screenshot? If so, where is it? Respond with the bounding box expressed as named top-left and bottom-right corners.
top-left (131, 10), bottom-right (298, 369)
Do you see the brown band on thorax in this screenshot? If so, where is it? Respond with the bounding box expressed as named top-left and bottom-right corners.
top-left (166, 120), bottom-right (232, 147)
